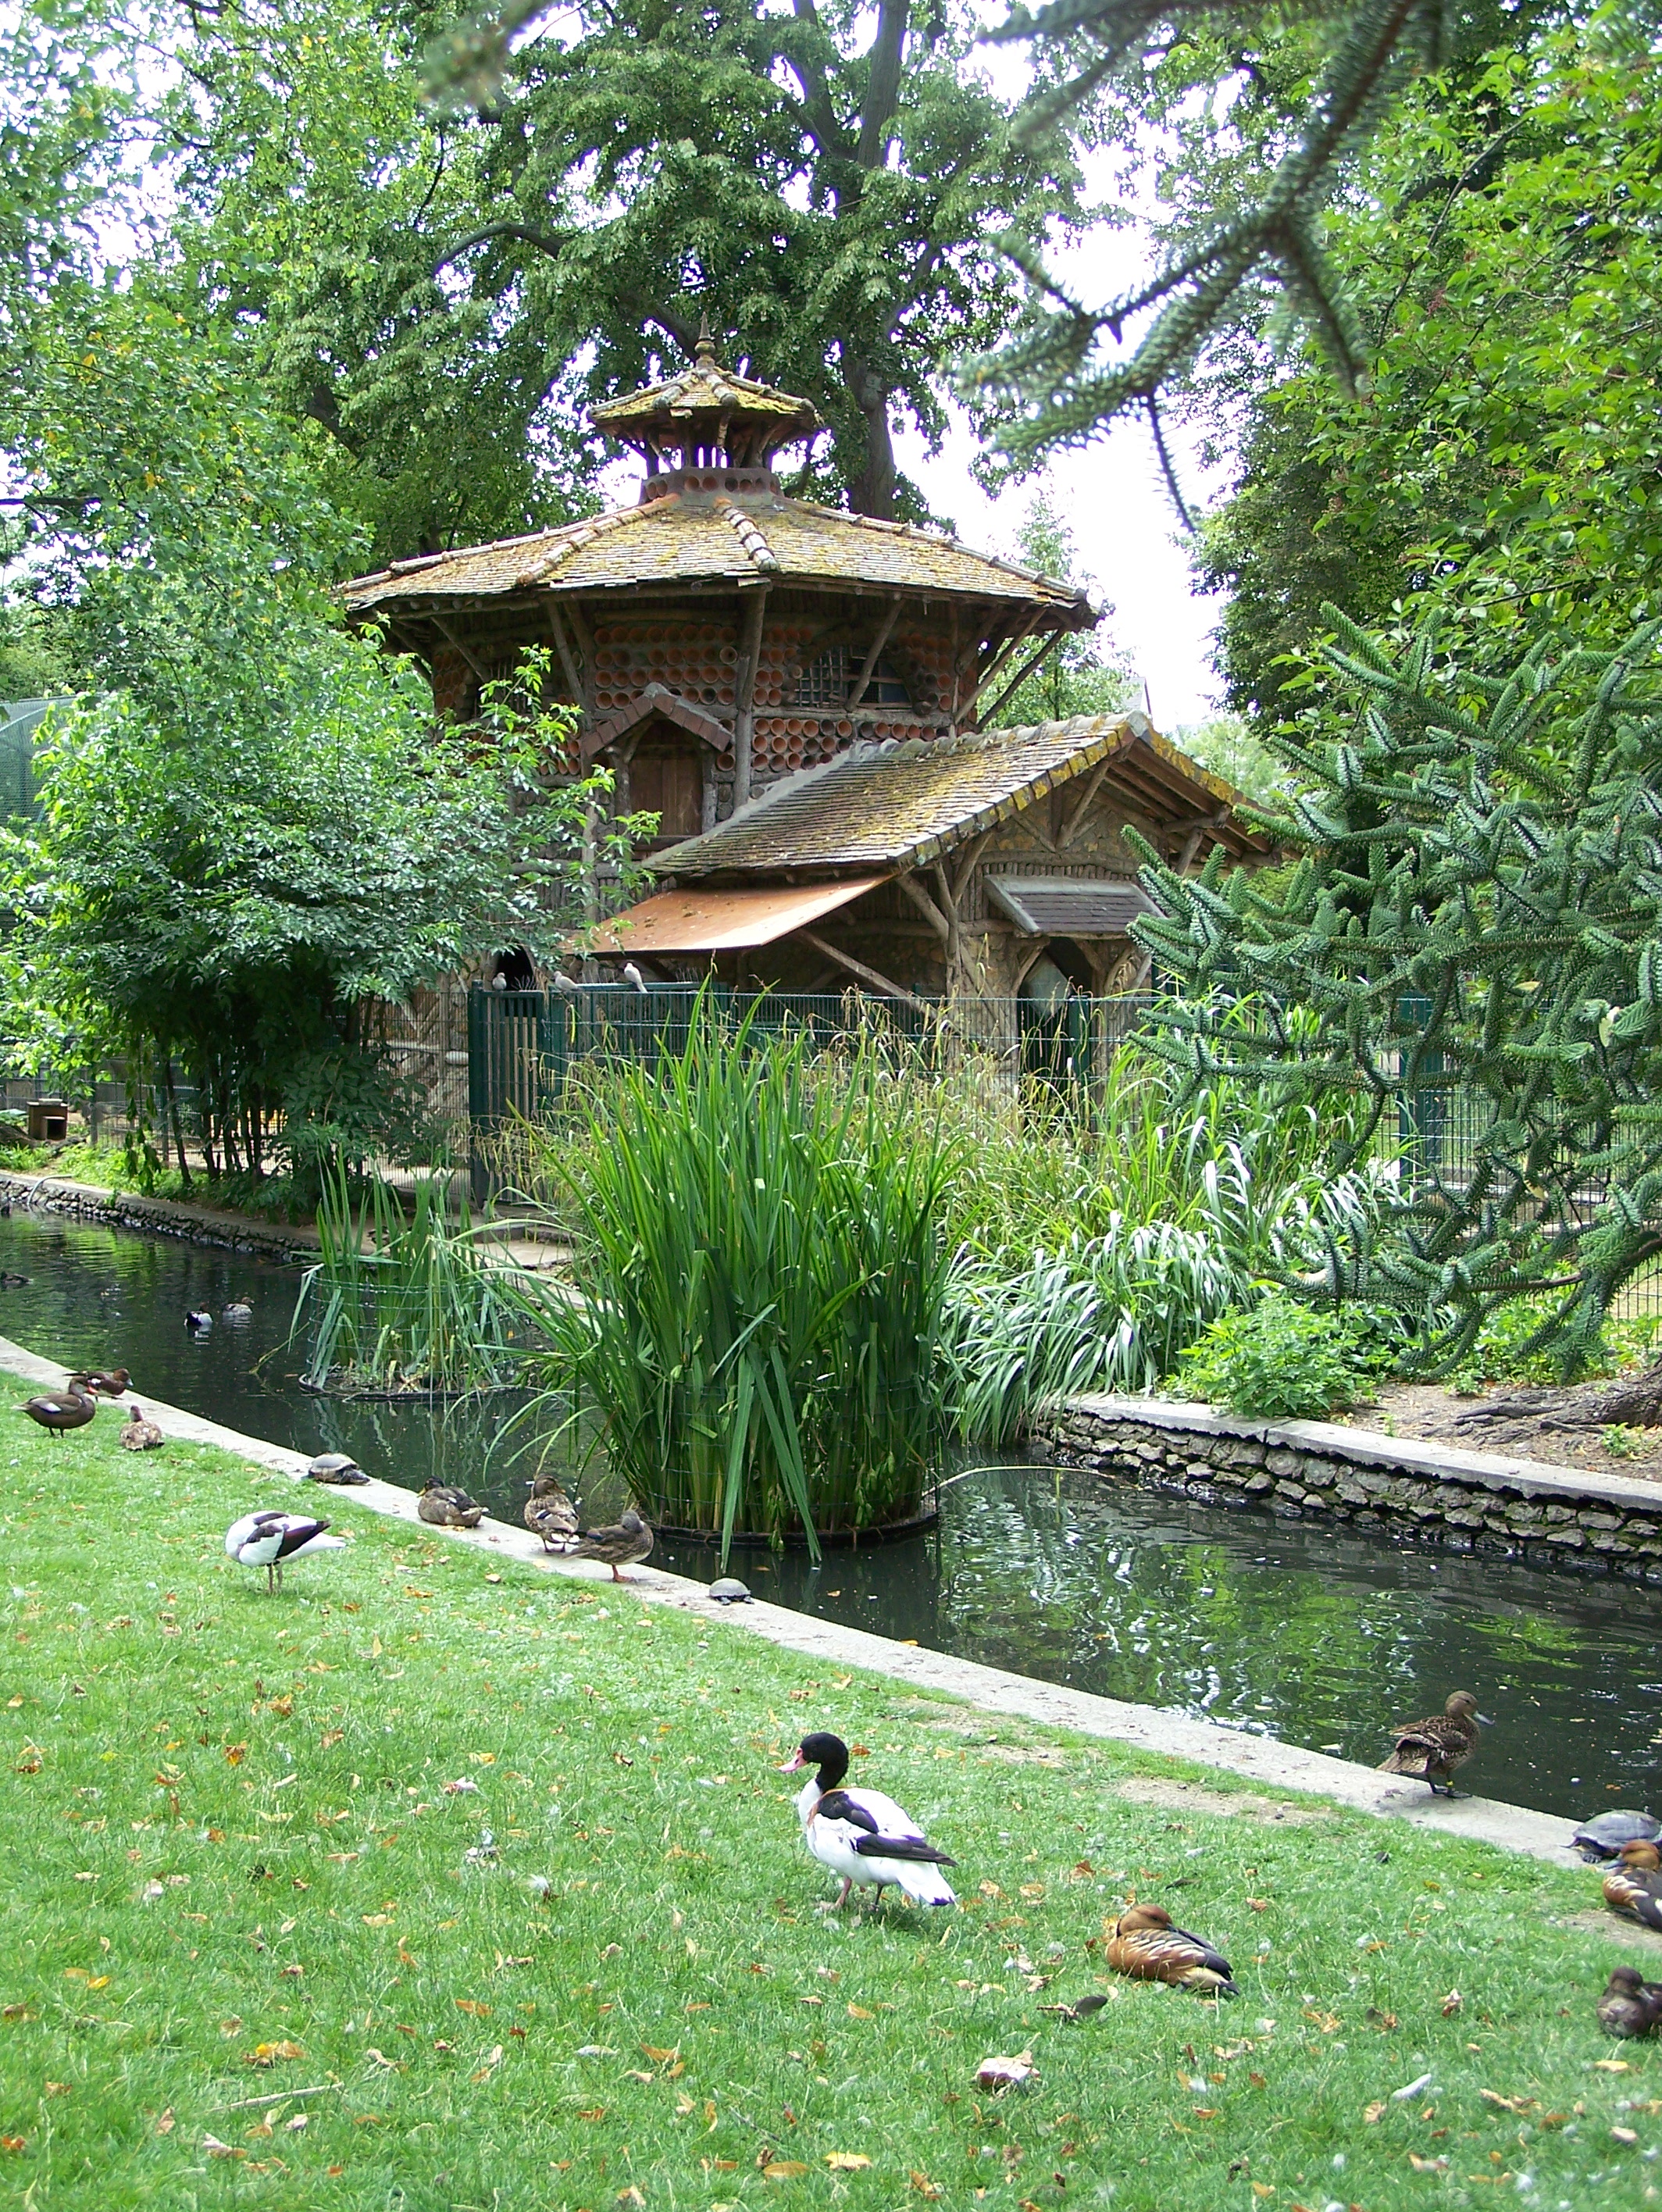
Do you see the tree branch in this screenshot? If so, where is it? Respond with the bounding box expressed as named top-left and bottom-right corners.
top-left (433, 219), bottom-right (570, 274)
top-left (857, 0), bottom-right (910, 170)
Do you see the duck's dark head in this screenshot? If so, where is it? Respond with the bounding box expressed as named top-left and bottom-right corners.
top-left (777, 1732), bottom-right (850, 1786)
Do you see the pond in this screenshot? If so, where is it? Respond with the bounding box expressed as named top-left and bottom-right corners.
top-left (0, 1204), bottom-right (1656, 1826)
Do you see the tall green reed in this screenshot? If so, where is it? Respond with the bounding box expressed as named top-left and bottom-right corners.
top-left (526, 1006), bottom-right (958, 1562)
top-left (291, 1171), bottom-right (537, 1394)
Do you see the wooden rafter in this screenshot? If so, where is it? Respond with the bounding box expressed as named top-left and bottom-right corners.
top-left (847, 597), bottom-right (902, 713)
top-left (797, 929), bottom-right (934, 1015)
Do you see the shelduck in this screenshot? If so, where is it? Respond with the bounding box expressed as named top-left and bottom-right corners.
top-left (778, 1731), bottom-right (957, 1911)
top-left (1377, 1689), bottom-right (1489, 1797)
top-left (224, 1509), bottom-right (347, 1593)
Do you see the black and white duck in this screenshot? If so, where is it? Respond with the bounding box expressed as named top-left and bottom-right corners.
top-left (23, 1380), bottom-right (96, 1440)
top-left (1377, 1689), bottom-right (1489, 1797)
top-left (417, 1481), bottom-right (486, 1529)
top-left (224, 1509), bottom-right (347, 1593)
top-left (559, 1505), bottom-right (654, 1582)
top-left (778, 1731), bottom-right (957, 1911)
top-left (524, 1472), bottom-right (580, 1550)
top-left (184, 1309), bottom-right (212, 1333)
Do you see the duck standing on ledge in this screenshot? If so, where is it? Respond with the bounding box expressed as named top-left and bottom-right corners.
top-left (418, 1481), bottom-right (486, 1529)
top-left (558, 1505), bottom-right (654, 1582)
top-left (1604, 1841), bottom-right (1662, 1932)
top-left (524, 1472), bottom-right (580, 1551)
top-left (224, 1510), bottom-right (347, 1593)
top-left (1103, 1903), bottom-right (1238, 1997)
top-left (1378, 1689), bottom-right (1489, 1797)
top-left (23, 1380), bottom-right (96, 1440)
top-left (68, 1368), bottom-right (130, 1397)
top-left (779, 1731), bottom-right (957, 1911)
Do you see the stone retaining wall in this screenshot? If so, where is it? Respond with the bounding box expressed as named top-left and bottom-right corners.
top-left (1031, 1394), bottom-right (1662, 1581)
top-left (0, 1168), bottom-right (314, 1260)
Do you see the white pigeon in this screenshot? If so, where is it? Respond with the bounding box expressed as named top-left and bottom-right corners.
top-left (779, 1731), bottom-right (957, 1911)
top-left (224, 1509), bottom-right (348, 1593)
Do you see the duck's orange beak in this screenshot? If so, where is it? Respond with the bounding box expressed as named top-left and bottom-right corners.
top-left (776, 1749), bottom-right (807, 1772)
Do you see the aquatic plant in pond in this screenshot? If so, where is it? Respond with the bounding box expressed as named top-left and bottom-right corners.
top-left (530, 1010), bottom-right (957, 1561)
top-left (292, 1172), bottom-right (540, 1394)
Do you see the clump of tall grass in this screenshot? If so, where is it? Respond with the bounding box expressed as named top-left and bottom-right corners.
top-left (527, 1008), bottom-right (957, 1561)
top-left (292, 1172), bottom-right (539, 1394)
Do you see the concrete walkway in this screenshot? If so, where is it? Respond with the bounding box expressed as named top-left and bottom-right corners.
top-left (0, 1333), bottom-right (1583, 1869)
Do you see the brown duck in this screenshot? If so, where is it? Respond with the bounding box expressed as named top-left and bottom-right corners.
top-left (1598, 1964), bottom-right (1662, 2039)
top-left (524, 1472), bottom-right (580, 1550)
top-left (417, 1481), bottom-right (486, 1529)
top-left (561, 1505), bottom-right (654, 1582)
top-left (23, 1381), bottom-right (96, 1440)
top-left (118, 1405), bottom-right (165, 1451)
top-left (1378, 1689), bottom-right (1489, 1796)
top-left (1604, 1840), bottom-right (1662, 1932)
top-left (68, 1368), bottom-right (130, 1397)
top-left (1102, 1903), bottom-right (1237, 1997)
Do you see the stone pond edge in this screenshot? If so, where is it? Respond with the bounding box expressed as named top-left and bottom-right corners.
top-left (1033, 1391), bottom-right (1662, 1577)
top-left (0, 1166), bottom-right (318, 1258)
top-left (0, 1334), bottom-right (1583, 1871)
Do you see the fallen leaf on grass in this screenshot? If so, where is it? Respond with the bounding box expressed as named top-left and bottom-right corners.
top-left (244, 2041), bottom-right (304, 2068)
top-left (43, 2082), bottom-right (68, 2098)
top-left (1441, 1990), bottom-right (1463, 2018)
top-left (847, 2003), bottom-right (872, 2020)
top-left (762, 2162), bottom-right (808, 2180)
top-left (202, 2135), bottom-right (244, 2160)
top-left (1408, 2153), bottom-right (1449, 2174)
top-left (1480, 2091), bottom-right (1537, 2114)
top-left (1613, 2126), bottom-right (1640, 2146)
top-left (976, 2053), bottom-right (1034, 2092)
top-left (155, 2110), bottom-right (175, 2135)
top-left (826, 2153), bottom-right (871, 2170)
top-left (1301, 2008), bottom-right (1341, 2035)
top-left (617, 2189), bottom-right (646, 2207)
top-left (0, 2135), bottom-right (25, 2154)
top-left (910, 2175), bottom-right (943, 2201)
top-left (319, 1730), bottom-right (344, 1750)
top-left (1364, 2102), bottom-right (1386, 2125)
top-left (2, 2006), bottom-right (36, 2022)
top-left (577, 2107), bottom-right (606, 2122)
top-left (470, 2045), bottom-right (505, 2084)
top-left (1250, 2187), bottom-right (1273, 2202)
top-left (1595, 2059), bottom-right (1632, 2073)
top-left (362, 2049), bottom-right (407, 2073)
top-left (641, 2045), bottom-right (679, 2064)
top-left (455, 1999), bottom-right (491, 2017)
top-left (224, 1743), bottom-right (248, 1766)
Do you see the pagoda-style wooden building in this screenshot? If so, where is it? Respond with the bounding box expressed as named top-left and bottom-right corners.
top-left (342, 331), bottom-right (1269, 1011)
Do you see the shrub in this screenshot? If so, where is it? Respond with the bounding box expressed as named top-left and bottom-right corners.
top-left (1177, 1294), bottom-right (1382, 1420)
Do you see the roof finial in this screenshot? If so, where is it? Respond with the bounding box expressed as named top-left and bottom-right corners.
top-left (694, 306), bottom-right (716, 364)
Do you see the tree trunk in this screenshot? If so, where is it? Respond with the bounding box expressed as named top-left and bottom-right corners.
top-left (842, 349), bottom-right (897, 518)
top-left (163, 1061), bottom-right (191, 1192)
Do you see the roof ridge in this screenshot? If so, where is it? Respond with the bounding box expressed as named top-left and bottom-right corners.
top-left (719, 502), bottom-right (780, 575)
top-left (515, 501), bottom-right (654, 587)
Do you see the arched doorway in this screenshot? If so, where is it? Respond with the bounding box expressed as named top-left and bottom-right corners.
top-left (1018, 940), bottom-right (1094, 1090)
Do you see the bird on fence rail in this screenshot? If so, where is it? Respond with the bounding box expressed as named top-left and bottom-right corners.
top-left (118, 1406), bottom-right (164, 1451)
top-left (22, 1380), bottom-right (96, 1440)
top-left (779, 1732), bottom-right (957, 1911)
top-left (554, 1504), bottom-right (654, 1582)
top-left (418, 1480), bottom-right (486, 1529)
top-left (622, 963), bottom-right (647, 994)
top-left (1102, 1903), bottom-right (1238, 1997)
top-left (1377, 1689), bottom-right (1489, 1798)
top-left (67, 1368), bottom-right (130, 1397)
top-left (524, 1472), bottom-right (579, 1550)
top-left (1599, 1965), bottom-right (1662, 2039)
top-left (1604, 1841), bottom-right (1662, 1932)
top-left (224, 1509), bottom-right (347, 1593)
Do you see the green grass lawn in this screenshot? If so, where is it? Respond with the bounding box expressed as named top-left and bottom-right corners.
top-left (2, 1388), bottom-right (1660, 2210)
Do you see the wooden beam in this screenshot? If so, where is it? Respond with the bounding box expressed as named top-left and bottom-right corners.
top-left (733, 586), bottom-right (769, 811)
top-left (897, 871), bottom-right (951, 944)
top-left (846, 597), bottom-right (902, 713)
top-left (429, 612), bottom-right (490, 683)
top-left (949, 830), bottom-right (991, 907)
top-left (546, 601), bottom-right (587, 710)
top-left (797, 929), bottom-right (936, 1015)
top-left (1175, 806), bottom-right (1231, 874)
top-left (1057, 753), bottom-right (1116, 849)
top-left (976, 634), bottom-right (1063, 729)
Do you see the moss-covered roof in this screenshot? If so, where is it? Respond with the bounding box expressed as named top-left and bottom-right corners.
top-left (652, 715), bottom-right (1271, 878)
top-left (340, 490), bottom-right (1093, 621)
top-left (590, 343), bottom-right (821, 453)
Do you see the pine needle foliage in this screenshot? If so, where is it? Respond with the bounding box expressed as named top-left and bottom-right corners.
top-left (1129, 609), bottom-right (1662, 1373)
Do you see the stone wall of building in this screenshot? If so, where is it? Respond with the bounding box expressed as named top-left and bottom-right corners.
top-left (1031, 1396), bottom-right (1662, 1581)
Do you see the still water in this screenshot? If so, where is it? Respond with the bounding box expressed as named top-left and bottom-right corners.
top-left (0, 1206), bottom-right (1656, 1825)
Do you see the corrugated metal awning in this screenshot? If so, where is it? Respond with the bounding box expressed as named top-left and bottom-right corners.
top-left (592, 876), bottom-right (886, 955)
top-left (985, 876), bottom-right (1153, 937)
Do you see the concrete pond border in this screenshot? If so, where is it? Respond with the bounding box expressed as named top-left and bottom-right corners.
top-left (1033, 1391), bottom-right (1662, 1577)
top-left (0, 1334), bottom-right (1589, 1871)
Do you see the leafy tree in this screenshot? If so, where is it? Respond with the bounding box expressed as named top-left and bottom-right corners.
top-left (151, 0), bottom-right (1100, 540)
top-left (1196, 27), bottom-right (1662, 716)
top-left (990, 491), bottom-right (1135, 726)
top-left (1168, 713), bottom-right (1286, 807)
top-left (1131, 608), bottom-right (1662, 1377)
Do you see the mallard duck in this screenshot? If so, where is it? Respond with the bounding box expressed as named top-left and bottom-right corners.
top-left (560, 1505), bottom-right (654, 1582)
top-left (1604, 1840), bottom-right (1662, 1932)
top-left (118, 1405), bottom-right (164, 1450)
top-left (23, 1381), bottom-right (96, 1440)
top-left (184, 1308), bottom-right (212, 1333)
top-left (1102, 1903), bottom-right (1238, 1997)
top-left (1599, 1965), bottom-right (1662, 2039)
top-left (417, 1481), bottom-right (486, 1529)
top-left (524, 1472), bottom-right (579, 1550)
top-left (305, 1452), bottom-right (369, 1486)
top-left (778, 1731), bottom-right (957, 1911)
top-left (67, 1368), bottom-right (130, 1397)
top-left (1377, 1689), bottom-right (1489, 1797)
top-left (224, 1509), bottom-right (347, 1593)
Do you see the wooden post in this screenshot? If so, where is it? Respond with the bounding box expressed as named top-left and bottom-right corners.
top-left (846, 597), bottom-right (902, 714)
top-left (733, 586), bottom-right (768, 811)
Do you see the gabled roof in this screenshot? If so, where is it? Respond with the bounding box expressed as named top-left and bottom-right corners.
top-left (651, 715), bottom-right (1271, 879)
top-left (340, 492), bottom-right (1093, 622)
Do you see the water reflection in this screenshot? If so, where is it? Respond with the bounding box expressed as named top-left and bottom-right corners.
top-left (0, 1207), bottom-right (1657, 1822)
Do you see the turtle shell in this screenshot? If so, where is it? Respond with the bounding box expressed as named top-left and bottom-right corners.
top-left (306, 1452), bottom-right (369, 1485)
top-left (1572, 1809), bottom-right (1662, 1861)
top-left (708, 1577), bottom-right (752, 1604)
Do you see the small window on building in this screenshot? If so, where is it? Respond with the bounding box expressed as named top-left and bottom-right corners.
top-left (794, 646), bottom-right (911, 708)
